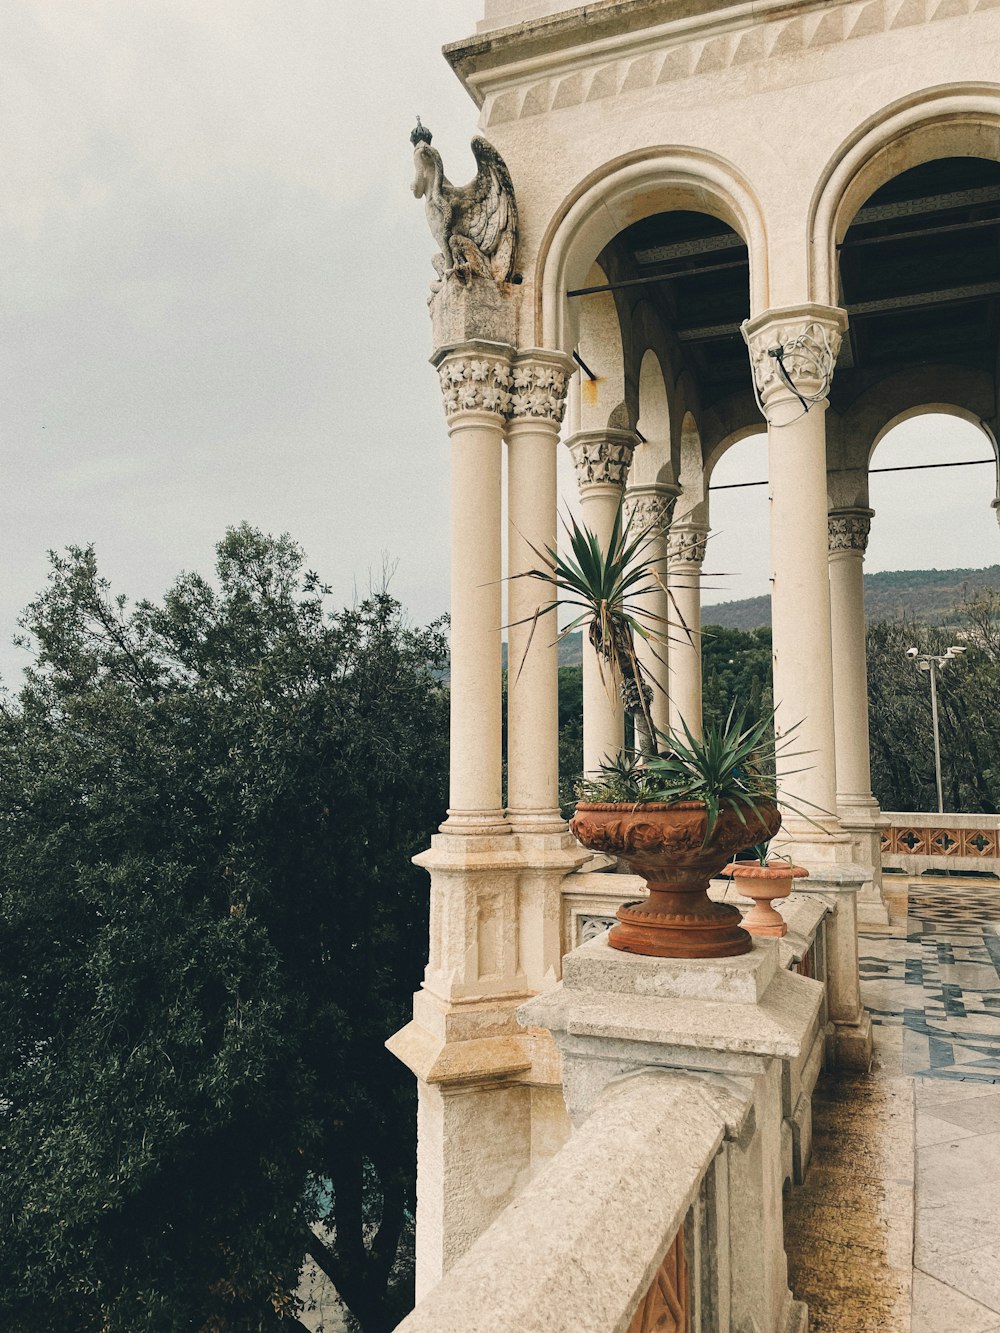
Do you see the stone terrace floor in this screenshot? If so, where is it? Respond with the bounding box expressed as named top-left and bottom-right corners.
top-left (787, 873), bottom-right (1000, 1332)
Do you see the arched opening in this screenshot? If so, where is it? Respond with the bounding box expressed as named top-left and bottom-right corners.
top-left (701, 430), bottom-right (769, 626)
top-left (631, 348), bottom-right (671, 486)
top-left (544, 156), bottom-right (761, 768)
top-left (867, 410), bottom-right (998, 610)
top-left (865, 411), bottom-right (1000, 817)
top-left (836, 158), bottom-right (1000, 400)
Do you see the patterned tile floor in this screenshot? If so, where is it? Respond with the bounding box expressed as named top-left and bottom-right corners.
top-left (860, 876), bottom-right (1000, 1082)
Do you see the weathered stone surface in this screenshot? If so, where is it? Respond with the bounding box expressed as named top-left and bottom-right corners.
top-left (562, 931), bottom-right (780, 1003)
top-left (395, 1071), bottom-right (733, 1333)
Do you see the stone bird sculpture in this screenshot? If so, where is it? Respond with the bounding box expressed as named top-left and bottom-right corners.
top-left (410, 119), bottom-right (519, 291)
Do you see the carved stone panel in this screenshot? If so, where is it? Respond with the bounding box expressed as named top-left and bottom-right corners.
top-left (828, 509), bottom-right (874, 554)
top-left (627, 1228), bottom-right (689, 1333)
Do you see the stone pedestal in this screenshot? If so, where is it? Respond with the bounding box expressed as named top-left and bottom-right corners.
top-left (521, 936), bottom-right (823, 1333)
top-left (387, 829), bottom-right (587, 1297)
top-left (787, 867), bottom-right (873, 1071)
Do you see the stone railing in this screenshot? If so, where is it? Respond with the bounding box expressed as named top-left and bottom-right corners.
top-left (396, 926), bottom-right (825, 1332)
top-left (394, 1070), bottom-right (727, 1333)
top-left (880, 811), bottom-right (1000, 876)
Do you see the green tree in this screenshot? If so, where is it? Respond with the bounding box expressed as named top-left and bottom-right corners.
top-left (0, 526), bottom-right (448, 1333)
top-left (557, 665), bottom-right (583, 816)
top-left (866, 596), bottom-right (1000, 814)
top-left (701, 625), bottom-right (773, 732)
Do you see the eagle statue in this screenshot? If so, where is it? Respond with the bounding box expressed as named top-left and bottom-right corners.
top-left (410, 119), bottom-right (519, 291)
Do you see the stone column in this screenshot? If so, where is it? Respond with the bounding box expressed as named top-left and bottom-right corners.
top-left (742, 305), bottom-right (872, 1070)
top-left (742, 306), bottom-right (846, 836)
top-left (828, 508), bottom-right (887, 924)
top-left (565, 429), bottom-right (636, 772)
top-left (506, 350), bottom-right (575, 832)
top-left (624, 483), bottom-right (678, 742)
top-left (666, 522), bottom-right (708, 741)
top-left (434, 344), bottom-right (514, 836)
top-left (391, 344), bottom-right (588, 1297)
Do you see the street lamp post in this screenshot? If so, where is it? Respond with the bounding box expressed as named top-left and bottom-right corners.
top-left (905, 645), bottom-right (967, 815)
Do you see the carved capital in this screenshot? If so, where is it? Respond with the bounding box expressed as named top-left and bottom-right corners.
top-left (566, 429), bottom-right (636, 492)
top-left (506, 349), bottom-right (575, 426)
top-left (828, 508), bottom-right (874, 555)
top-left (434, 343), bottom-right (515, 422)
top-left (741, 304), bottom-right (848, 417)
top-left (625, 484), bottom-right (680, 535)
top-left (667, 525), bottom-right (708, 566)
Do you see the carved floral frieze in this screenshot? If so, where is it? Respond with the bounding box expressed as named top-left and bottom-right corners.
top-left (828, 510), bottom-right (873, 554)
top-left (507, 358), bottom-right (571, 423)
top-left (625, 488), bottom-right (679, 534)
top-left (438, 354), bottom-right (570, 423)
top-left (568, 435), bottom-right (635, 489)
top-left (667, 528), bottom-right (709, 565)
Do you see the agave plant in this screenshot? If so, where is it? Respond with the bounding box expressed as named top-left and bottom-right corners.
top-left (578, 705), bottom-right (823, 843)
top-left (511, 501), bottom-right (679, 754)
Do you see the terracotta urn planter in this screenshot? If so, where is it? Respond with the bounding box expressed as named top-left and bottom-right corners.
top-left (570, 799), bottom-right (781, 959)
top-left (721, 861), bottom-right (809, 938)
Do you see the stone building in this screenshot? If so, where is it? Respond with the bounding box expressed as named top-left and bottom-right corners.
top-left (388, 2), bottom-right (1000, 1328)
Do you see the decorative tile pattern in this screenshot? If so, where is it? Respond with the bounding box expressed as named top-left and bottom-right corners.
top-left (860, 880), bottom-right (1000, 1083)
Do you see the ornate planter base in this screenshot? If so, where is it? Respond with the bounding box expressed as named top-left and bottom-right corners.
top-left (612, 896), bottom-right (752, 959)
top-left (570, 800), bottom-right (781, 960)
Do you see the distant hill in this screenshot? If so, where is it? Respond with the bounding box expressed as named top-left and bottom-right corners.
top-left (502, 633), bottom-right (583, 669)
top-left (702, 566), bottom-right (1000, 631)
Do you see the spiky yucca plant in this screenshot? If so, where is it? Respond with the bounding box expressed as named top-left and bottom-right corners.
top-left (512, 501), bottom-right (677, 753)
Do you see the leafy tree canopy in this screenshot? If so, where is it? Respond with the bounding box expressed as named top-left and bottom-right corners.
top-left (0, 525), bottom-right (448, 1333)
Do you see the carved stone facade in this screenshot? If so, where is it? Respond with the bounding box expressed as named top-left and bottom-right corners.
top-left (479, 0), bottom-right (987, 128)
top-left (625, 484), bottom-right (679, 534)
top-left (828, 509), bottom-right (874, 554)
top-left (567, 430), bottom-right (636, 490)
top-left (507, 354), bottom-right (571, 423)
top-left (667, 527), bottom-right (709, 566)
top-left (436, 350), bottom-right (571, 424)
top-left (742, 308), bottom-right (847, 410)
top-left (437, 351), bottom-right (515, 420)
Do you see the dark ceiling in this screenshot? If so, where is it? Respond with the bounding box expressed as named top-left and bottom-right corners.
top-left (583, 157), bottom-right (1000, 413)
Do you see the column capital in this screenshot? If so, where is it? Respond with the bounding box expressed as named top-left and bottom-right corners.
top-left (667, 523), bottom-right (709, 568)
top-left (624, 482), bottom-right (681, 535)
top-left (565, 429), bottom-right (637, 494)
top-left (506, 348), bottom-right (575, 428)
top-left (741, 304), bottom-right (848, 418)
top-left (828, 507), bottom-right (875, 555)
top-left (433, 341), bottom-right (516, 424)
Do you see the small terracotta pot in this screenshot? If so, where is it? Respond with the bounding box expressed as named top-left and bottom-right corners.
top-left (570, 800), bottom-right (781, 959)
top-left (720, 861), bottom-right (809, 937)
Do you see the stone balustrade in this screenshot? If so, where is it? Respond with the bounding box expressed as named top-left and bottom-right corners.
top-left (880, 811), bottom-right (1000, 876)
top-left (396, 927), bottom-right (826, 1331)
top-left (394, 1069), bottom-right (754, 1333)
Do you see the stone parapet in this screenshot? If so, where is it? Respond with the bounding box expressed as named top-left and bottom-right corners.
top-left (881, 810), bottom-right (1000, 876)
top-left (400, 936), bottom-right (821, 1332)
top-left (394, 1070), bottom-right (737, 1333)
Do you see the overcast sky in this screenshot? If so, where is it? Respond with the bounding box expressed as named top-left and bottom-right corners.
top-left (2, 1), bottom-right (998, 685)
